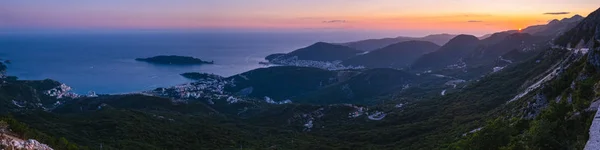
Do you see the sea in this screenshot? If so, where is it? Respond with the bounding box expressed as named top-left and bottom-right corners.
top-left (0, 31), bottom-right (393, 94)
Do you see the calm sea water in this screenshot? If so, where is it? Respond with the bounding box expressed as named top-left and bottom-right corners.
top-left (0, 31), bottom-right (389, 94)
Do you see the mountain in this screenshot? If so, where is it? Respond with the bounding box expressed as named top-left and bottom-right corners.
top-left (265, 42), bottom-right (361, 62)
top-left (435, 15), bottom-right (584, 79)
top-left (341, 34), bottom-right (457, 51)
top-left (467, 33), bottom-right (547, 65)
top-left (522, 15), bottom-right (583, 36)
top-left (453, 11), bottom-right (600, 149)
top-left (561, 14), bottom-right (585, 23)
top-left (482, 33), bottom-right (543, 58)
top-left (224, 66), bottom-right (439, 105)
top-left (449, 9), bottom-right (600, 150)
top-left (341, 41), bottom-right (440, 69)
top-left (341, 36), bottom-right (415, 51)
top-left (420, 34), bottom-right (459, 45)
top-left (555, 9), bottom-right (600, 48)
top-left (478, 15), bottom-right (583, 43)
top-left (411, 34), bottom-right (480, 70)
top-left (224, 66), bottom-right (338, 101)
top-left (479, 31), bottom-right (518, 45)
top-left (425, 33), bottom-right (550, 80)
top-left (291, 68), bottom-right (422, 105)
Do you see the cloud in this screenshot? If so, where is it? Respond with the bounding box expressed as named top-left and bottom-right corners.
top-left (543, 12), bottom-right (570, 15)
top-left (297, 17), bottom-right (325, 20)
top-left (467, 20), bottom-right (483, 23)
top-left (462, 14), bottom-right (492, 17)
top-left (322, 20), bottom-right (347, 23)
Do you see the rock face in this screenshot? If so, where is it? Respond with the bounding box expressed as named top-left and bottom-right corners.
top-left (585, 106), bottom-right (600, 150)
top-left (588, 47), bottom-right (600, 72)
top-left (1, 134), bottom-right (53, 150)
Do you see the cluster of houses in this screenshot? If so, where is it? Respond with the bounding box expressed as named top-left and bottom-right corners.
top-left (445, 59), bottom-right (467, 70)
top-left (269, 57), bottom-right (364, 71)
top-left (345, 104), bottom-right (387, 121)
top-left (145, 76), bottom-right (234, 102)
top-left (346, 104), bottom-right (368, 118)
top-left (145, 74), bottom-right (299, 106)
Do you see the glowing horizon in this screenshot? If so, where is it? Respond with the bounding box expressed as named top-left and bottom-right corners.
top-left (2, 0), bottom-right (600, 36)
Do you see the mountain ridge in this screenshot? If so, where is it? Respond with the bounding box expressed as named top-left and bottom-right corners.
top-left (341, 40), bottom-right (440, 69)
top-left (411, 34), bottom-right (481, 70)
top-left (340, 34), bottom-right (457, 51)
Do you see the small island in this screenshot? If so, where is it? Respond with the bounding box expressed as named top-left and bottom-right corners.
top-left (135, 55), bottom-right (214, 65)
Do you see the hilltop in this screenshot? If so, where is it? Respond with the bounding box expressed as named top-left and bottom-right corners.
top-left (341, 34), bottom-right (457, 51)
top-left (342, 41), bottom-right (440, 69)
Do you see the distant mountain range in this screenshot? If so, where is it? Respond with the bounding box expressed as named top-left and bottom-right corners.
top-left (480, 15), bottom-right (584, 39)
top-left (555, 12), bottom-right (600, 48)
top-left (469, 33), bottom-right (546, 63)
top-left (265, 14), bottom-right (585, 75)
top-left (410, 15), bottom-right (583, 74)
top-left (267, 41), bottom-right (441, 70)
top-left (340, 34), bottom-right (457, 51)
top-left (410, 32), bottom-right (550, 79)
top-left (523, 15), bottom-right (584, 36)
top-left (342, 41), bottom-right (440, 69)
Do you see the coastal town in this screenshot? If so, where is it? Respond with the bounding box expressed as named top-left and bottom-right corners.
top-left (143, 74), bottom-right (239, 103)
top-left (265, 56), bottom-right (365, 71)
top-left (142, 73), bottom-right (296, 105)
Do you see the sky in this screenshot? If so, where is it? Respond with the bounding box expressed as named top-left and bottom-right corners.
top-left (1, 0), bottom-right (600, 36)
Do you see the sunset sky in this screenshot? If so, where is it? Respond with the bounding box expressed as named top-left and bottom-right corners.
top-left (2, 0), bottom-right (600, 36)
